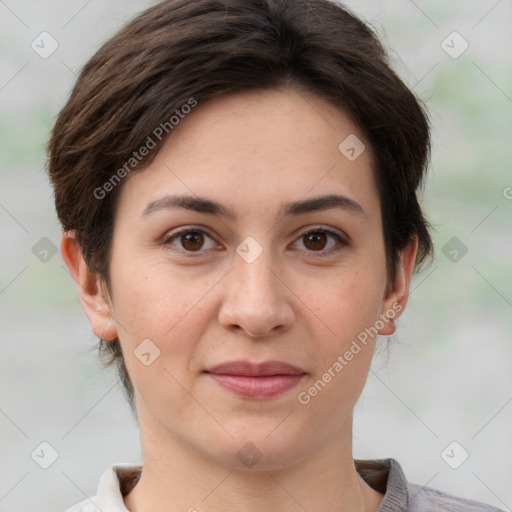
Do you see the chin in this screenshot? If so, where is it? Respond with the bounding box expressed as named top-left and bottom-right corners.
top-left (197, 420), bottom-right (315, 472)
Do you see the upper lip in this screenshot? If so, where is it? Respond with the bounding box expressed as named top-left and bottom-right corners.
top-left (204, 360), bottom-right (306, 376)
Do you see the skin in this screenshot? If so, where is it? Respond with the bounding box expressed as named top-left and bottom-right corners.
top-left (61, 87), bottom-right (418, 512)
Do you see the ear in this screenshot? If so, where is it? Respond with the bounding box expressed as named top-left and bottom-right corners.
top-left (60, 231), bottom-right (118, 341)
top-left (378, 235), bottom-right (419, 335)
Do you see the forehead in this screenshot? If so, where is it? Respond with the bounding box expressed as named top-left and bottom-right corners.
top-left (117, 87), bottom-right (380, 221)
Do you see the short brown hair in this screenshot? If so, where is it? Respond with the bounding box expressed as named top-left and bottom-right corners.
top-left (46, 0), bottom-right (433, 414)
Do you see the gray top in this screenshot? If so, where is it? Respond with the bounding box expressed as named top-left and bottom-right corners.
top-left (63, 458), bottom-right (506, 511)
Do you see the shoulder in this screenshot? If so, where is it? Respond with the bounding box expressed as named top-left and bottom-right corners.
top-left (406, 482), bottom-right (506, 512)
top-left (62, 498), bottom-right (102, 512)
top-left (356, 458), bottom-right (506, 512)
top-left (61, 462), bottom-right (142, 512)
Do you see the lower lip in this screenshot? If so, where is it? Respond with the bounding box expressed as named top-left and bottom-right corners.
top-left (206, 373), bottom-right (306, 399)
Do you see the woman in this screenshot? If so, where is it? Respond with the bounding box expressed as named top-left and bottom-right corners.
top-left (47, 0), bottom-right (504, 510)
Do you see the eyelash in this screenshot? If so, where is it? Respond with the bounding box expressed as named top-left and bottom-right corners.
top-left (162, 226), bottom-right (348, 258)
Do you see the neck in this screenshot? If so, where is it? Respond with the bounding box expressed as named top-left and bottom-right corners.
top-left (123, 408), bottom-right (384, 512)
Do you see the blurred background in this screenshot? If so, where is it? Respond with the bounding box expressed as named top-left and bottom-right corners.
top-left (0, 0), bottom-right (511, 510)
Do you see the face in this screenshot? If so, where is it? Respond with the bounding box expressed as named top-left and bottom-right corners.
top-left (67, 87), bottom-right (416, 471)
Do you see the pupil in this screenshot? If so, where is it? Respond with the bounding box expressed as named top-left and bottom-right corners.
top-left (183, 232), bottom-right (203, 250)
top-left (307, 232), bottom-right (326, 250)
top-left (179, 232), bottom-right (327, 252)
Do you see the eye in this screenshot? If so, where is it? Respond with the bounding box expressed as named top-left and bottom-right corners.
top-left (163, 228), bottom-right (218, 255)
top-left (162, 226), bottom-right (348, 257)
top-left (292, 227), bottom-right (348, 257)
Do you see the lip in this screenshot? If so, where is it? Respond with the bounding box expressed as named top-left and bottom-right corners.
top-left (204, 360), bottom-right (307, 399)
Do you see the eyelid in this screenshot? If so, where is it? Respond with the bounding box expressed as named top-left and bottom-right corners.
top-left (292, 226), bottom-right (349, 257)
top-left (294, 225), bottom-right (349, 245)
top-left (161, 226), bottom-right (220, 253)
top-left (162, 225), bottom-right (349, 257)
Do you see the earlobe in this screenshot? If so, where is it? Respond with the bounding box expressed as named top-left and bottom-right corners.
top-left (60, 231), bottom-right (118, 341)
top-left (378, 236), bottom-right (419, 336)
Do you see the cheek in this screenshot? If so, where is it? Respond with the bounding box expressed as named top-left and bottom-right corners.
top-left (307, 266), bottom-right (386, 342)
top-left (298, 265), bottom-right (386, 404)
top-left (108, 263), bottom-right (214, 402)
top-left (299, 281), bottom-right (379, 421)
top-left (111, 264), bottom-right (212, 414)
top-left (110, 256), bottom-right (201, 338)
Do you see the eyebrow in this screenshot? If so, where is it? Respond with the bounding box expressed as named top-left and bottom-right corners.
top-left (141, 193), bottom-right (366, 219)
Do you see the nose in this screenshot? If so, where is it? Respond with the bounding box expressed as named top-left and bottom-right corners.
top-left (218, 248), bottom-right (294, 338)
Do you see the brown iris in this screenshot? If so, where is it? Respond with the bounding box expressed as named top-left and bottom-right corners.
top-left (181, 231), bottom-right (205, 251)
top-left (178, 230), bottom-right (329, 253)
top-left (303, 232), bottom-right (327, 251)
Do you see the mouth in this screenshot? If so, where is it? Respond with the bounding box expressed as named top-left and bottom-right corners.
top-left (203, 360), bottom-right (307, 399)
